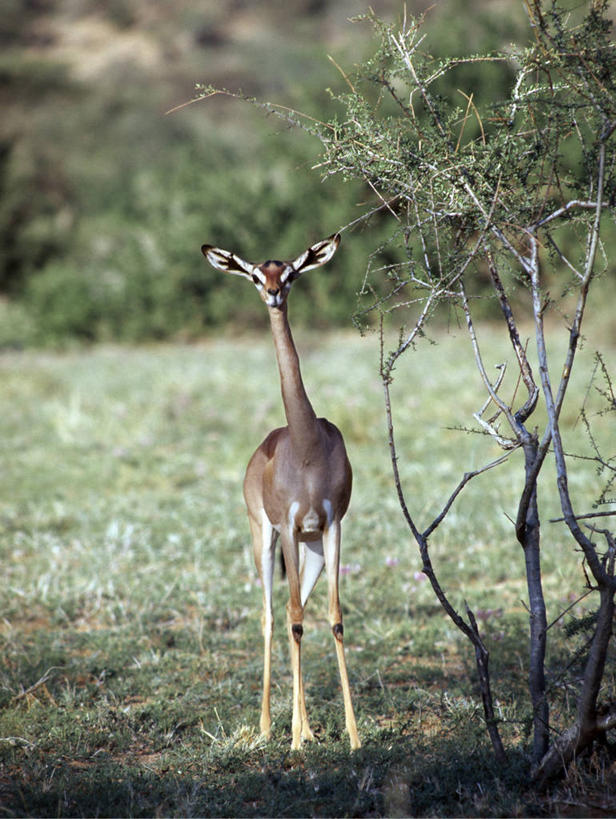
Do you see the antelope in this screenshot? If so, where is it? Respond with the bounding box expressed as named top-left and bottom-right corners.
top-left (201, 234), bottom-right (360, 750)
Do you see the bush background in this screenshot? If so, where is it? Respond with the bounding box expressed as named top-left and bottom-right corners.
top-left (0, 0), bottom-right (576, 346)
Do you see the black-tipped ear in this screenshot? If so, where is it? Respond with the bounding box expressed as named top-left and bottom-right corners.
top-left (291, 233), bottom-right (341, 275)
top-left (201, 245), bottom-right (254, 279)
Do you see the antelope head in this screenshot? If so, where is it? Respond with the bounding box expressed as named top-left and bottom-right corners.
top-left (201, 234), bottom-right (340, 309)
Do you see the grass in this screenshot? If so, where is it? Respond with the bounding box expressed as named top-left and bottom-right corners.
top-left (0, 325), bottom-right (614, 816)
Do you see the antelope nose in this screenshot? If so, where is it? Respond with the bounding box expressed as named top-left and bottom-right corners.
top-left (267, 288), bottom-right (279, 296)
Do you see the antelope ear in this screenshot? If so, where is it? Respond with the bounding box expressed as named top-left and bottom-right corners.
top-left (201, 245), bottom-right (254, 280)
top-left (291, 233), bottom-right (340, 275)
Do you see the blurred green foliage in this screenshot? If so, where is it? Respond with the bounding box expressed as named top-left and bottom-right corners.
top-left (3, 0), bottom-right (608, 346)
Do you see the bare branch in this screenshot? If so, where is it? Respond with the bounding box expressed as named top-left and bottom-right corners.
top-left (532, 136), bottom-right (614, 588)
top-left (423, 452), bottom-right (512, 539)
top-left (533, 199), bottom-right (610, 228)
top-left (545, 233), bottom-right (583, 280)
top-left (338, 195), bottom-right (403, 233)
top-left (485, 249), bottom-right (539, 425)
top-left (380, 312), bottom-right (507, 762)
top-left (459, 281), bottom-right (520, 445)
top-left (550, 510), bottom-right (616, 524)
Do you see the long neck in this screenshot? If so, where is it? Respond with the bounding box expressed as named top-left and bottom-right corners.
top-left (268, 303), bottom-right (320, 455)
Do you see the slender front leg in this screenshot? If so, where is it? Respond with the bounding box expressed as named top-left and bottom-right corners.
top-left (295, 540), bottom-right (325, 742)
top-left (281, 530), bottom-right (311, 749)
top-left (323, 521), bottom-right (361, 750)
top-left (286, 604), bottom-right (304, 750)
top-left (251, 512), bottom-right (277, 739)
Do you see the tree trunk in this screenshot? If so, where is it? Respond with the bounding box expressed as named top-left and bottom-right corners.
top-left (519, 439), bottom-right (549, 766)
top-left (534, 584), bottom-right (615, 786)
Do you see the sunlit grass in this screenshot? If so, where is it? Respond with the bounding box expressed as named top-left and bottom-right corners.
top-left (0, 326), bottom-right (613, 816)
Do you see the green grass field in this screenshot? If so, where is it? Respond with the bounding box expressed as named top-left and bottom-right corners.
top-left (0, 326), bottom-right (614, 816)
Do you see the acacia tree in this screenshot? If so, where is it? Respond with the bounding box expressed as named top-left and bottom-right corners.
top-left (201, 0), bottom-right (616, 783)
top-left (305, 0), bottom-right (616, 781)
top-left (249, 0), bottom-right (614, 782)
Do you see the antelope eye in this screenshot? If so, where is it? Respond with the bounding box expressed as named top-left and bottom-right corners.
top-left (252, 274), bottom-right (261, 285)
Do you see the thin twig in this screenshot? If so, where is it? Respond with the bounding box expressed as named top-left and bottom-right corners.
top-left (459, 282), bottom-right (519, 443)
top-left (327, 54), bottom-right (356, 93)
top-left (423, 452), bottom-right (512, 539)
top-left (533, 199), bottom-right (609, 228)
top-left (544, 588), bottom-right (593, 632)
top-left (550, 510), bottom-right (616, 524)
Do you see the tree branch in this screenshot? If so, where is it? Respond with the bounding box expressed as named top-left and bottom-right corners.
top-left (423, 452), bottom-right (511, 540)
